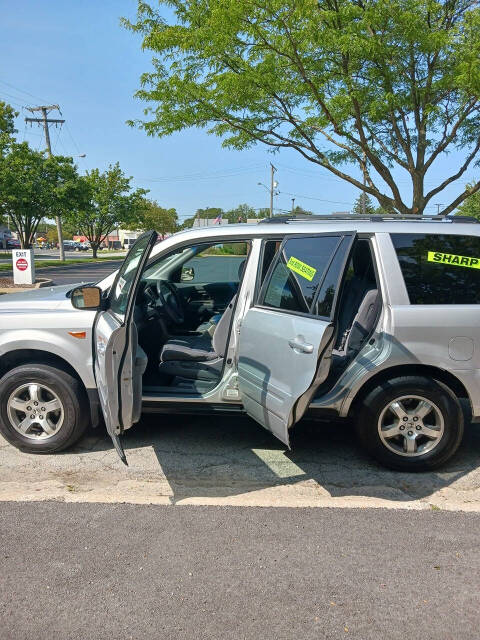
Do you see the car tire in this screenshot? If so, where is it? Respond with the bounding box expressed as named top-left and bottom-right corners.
top-left (355, 376), bottom-right (464, 471)
top-left (0, 364), bottom-right (89, 454)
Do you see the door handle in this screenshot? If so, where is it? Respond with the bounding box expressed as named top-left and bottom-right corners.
top-left (288, 338), bottom-right (314, 354)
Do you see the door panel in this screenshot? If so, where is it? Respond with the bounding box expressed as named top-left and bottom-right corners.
top-left (237, 232), bottom-right (355, 446)
top-left (237, 308), bottom-right (333, 446)
top-left (94, 231), bottom-right (157, 463)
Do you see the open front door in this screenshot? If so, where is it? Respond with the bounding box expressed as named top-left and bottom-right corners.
top-left (237, 232), bottom-right (355, 447)
top-left (94, 231), bottom-right (157, 463)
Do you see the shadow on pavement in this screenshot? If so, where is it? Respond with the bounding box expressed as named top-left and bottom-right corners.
top-left (74, 408), bottom-right (480, 504)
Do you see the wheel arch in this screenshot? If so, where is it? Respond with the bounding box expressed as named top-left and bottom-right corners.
top-left (0, 349), bottom-right (100, 428)
top-left (348, 364), bottom-right (470, 418)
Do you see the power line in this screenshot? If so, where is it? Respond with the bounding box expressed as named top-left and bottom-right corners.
top-left (64, 122), bottom-right (81, 155)
top-left (138, 164), bottom-right (264, 183)
top-left (0, 93), bottom-right (25, 109)
top-left (0, 79), bottom-right (50, 104)
top-left (279, 190), bottom-right (354, 206)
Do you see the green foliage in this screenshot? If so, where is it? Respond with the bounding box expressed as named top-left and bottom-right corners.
top-left (125, 0), bottom-right (480, 215)
top-left (135, 199), bottom-right (178, 235)
top-left (204, 242), bottom-right (248, 255)
top-left (291, 205), bottom-right (313, 216)
top-left (178, 203), bottom-right (266, 229)
top-left (225, 203), bottom-right (257, 223)
top-left (0, 101), bottom-right (17, 155)
top-left (0, 141), bottom-right (82, 248)
top-left (353, 193), bottom-right (376, 215)
top-left (455, 185), bottom-right (480, 219)
top-left (66, 163), bottom-right (148, 257)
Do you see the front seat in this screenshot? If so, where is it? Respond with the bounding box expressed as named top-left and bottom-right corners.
top-left (158, 259), bottom-right (246, 382)
top-left (158, 294), bottom-right (237, 382)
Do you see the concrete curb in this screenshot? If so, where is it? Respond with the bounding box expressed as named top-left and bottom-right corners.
top-left (0, 277), bottom-right (53, 294)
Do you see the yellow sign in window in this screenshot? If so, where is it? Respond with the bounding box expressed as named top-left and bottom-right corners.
top-left (287, 256), bottom-right (317, 281)
top-left (427, 251), bottom-right (480, 269)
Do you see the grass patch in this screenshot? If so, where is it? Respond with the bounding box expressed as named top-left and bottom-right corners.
top-left (0, 255), bottom-right (123, 272)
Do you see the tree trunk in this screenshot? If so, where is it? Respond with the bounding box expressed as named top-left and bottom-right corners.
top-left (92, 244), bottom-right (98, 259)
top-left (412, 171), bottom-right (425, 215)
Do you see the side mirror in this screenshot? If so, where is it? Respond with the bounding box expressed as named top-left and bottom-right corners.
top-left (181, 266), bottom-right (195, 282)
top-left (71, 286), bottom-right (104, 310)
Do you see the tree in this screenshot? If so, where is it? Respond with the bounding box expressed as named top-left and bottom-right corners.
top-left (0, 141), bottom-right (82, 248)
top-left (66, 163), bottom-right (147, 258)
top-left (136, 199), bottom-right (178, 236)
top-left (456, 185), bottom-right (480, 219)
top-left (195, 207), bottom-right (224, 221)
top-left (125, 0), bottom-right (480, 216)
top-left (225, 203), bottom-right (257, 223)
top-left (291, 205), bottom-right (313, 216)
top-left (0, 101), bottom-right (17, 155)
top-left (353, 193), bottom-right (376, 215)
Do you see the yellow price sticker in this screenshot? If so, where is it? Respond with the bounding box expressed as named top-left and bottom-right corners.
top-left (287, 256), bottom-right (317, 281)
top-left (427, 251), bottom-right (480, 270)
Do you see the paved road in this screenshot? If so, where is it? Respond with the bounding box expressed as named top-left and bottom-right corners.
top-left (42, 259), bottom-right (124, 285)
top-left (8, 259), bottom-right (124, 286)
top-left (0, 249), bottom-right (126, 263)
top-left (0, 501), bottom-right (478, 640)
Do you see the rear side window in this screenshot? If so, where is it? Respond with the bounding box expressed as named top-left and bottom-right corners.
top-left (260, 235), bottom-right (347, 316)
top-left (391, 233), bottom-right (480, 304)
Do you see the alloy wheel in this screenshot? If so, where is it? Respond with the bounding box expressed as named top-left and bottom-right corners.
top-left (377, 394), bottom-right (444, 457)
top-left (7, 383), bottom-right (64, 440)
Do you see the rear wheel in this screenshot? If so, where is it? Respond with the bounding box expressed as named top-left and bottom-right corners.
top-left (356, 376), bottom-right (464, 471)
top-left (0, 364), bottom-right (89, 453)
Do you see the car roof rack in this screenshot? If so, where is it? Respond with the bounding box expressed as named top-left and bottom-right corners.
top-left (258, 214), bottom-right (480, 224)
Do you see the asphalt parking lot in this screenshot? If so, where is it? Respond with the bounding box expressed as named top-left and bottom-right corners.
top-left (1, 500), bottom-right (479, 640)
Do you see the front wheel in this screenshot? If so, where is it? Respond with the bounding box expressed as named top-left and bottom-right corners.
top-left (0, 364), bottom-right (89, 454)
top-left (355, 376), bottom-right (464, 471)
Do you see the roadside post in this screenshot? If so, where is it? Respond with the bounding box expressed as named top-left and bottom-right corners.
top-left (12, 249), bottom-right (35, 286)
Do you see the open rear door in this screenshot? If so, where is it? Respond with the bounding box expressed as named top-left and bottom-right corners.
top-left (237, 232), bottom-right (355, 447)
top-left (94, 231), bottom-right (157, 463)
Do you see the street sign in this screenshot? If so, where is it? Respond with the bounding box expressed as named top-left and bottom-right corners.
top-left (12, 249), bottom-right (35, 285)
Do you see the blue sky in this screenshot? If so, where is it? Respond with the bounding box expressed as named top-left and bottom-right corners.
top-left (0, 0), bottom-right (476, 222)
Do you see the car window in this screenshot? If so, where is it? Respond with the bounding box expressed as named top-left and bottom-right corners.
top-left (178, 243), bottom-right (249, 284)
top-left (391, 233), bottom-right (480, 304)
top-left (313, 236), bottom-right (351, 318)
top-left (261, 235), bottom-right (342, 314)
top-left (259, 239), bottom-right (282, 286)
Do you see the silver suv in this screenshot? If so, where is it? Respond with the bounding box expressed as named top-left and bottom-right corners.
top-left (0, 215), bottom-right (478, 471)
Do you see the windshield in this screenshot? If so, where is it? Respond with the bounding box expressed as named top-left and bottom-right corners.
top-left (109, 233), bottom-right (155, 320)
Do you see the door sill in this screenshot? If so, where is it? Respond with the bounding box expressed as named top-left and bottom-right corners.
top-left (142, 399), bottom-right (244, 415)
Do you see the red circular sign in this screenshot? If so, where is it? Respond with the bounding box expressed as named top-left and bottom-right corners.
top-left (16, 258), bottom-right (28, 271)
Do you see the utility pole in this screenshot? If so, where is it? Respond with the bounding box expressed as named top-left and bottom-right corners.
top-left (291, 197), bottom-right (295, 214)
top-left (270, 163), bottom-right (277, 218)
top-left (435, 203), bottom-right (444, 215)
top-left (25, 105), bottom-right (66, 260)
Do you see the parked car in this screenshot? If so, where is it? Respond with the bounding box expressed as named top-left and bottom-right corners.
top-left (0, 215), bottom-right (478, 471)
top-left (74, 241), bottom-right (89, 251)
top-left (62, 240), bottom-right (77, 251)
top-left (5, 237), bottom-right (20, 249)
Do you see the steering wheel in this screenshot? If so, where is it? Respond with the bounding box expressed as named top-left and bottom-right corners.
top-left (156, 280), bottom-right (185, 325)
